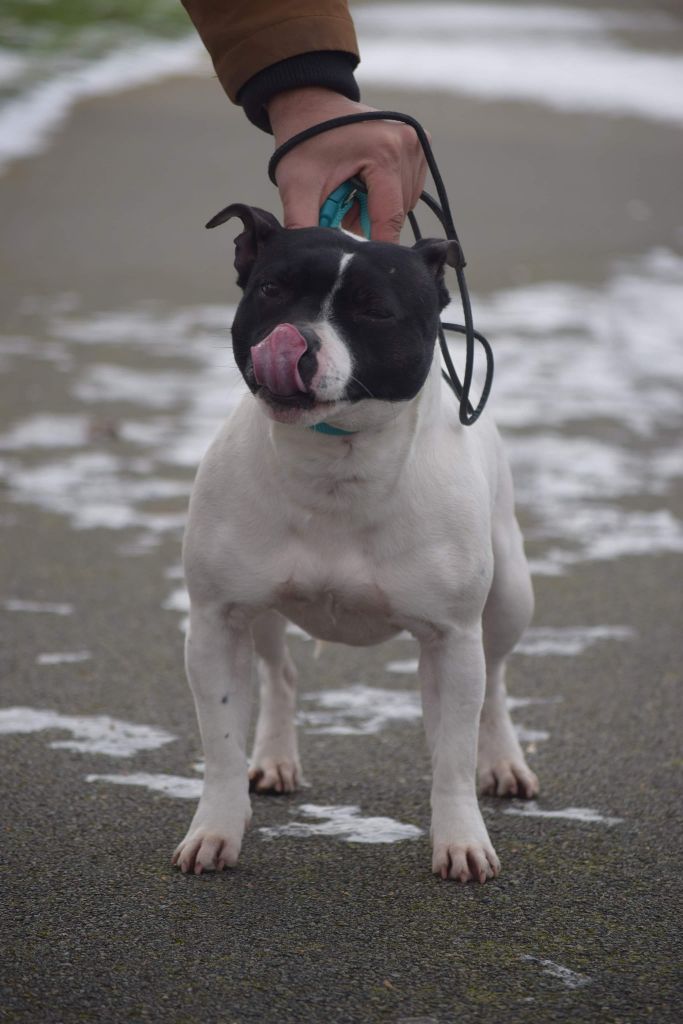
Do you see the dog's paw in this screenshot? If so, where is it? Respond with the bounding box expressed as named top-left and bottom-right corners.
top-left (431, 798), bottom-right (501, 883)
top-left (432, 840), bottom-right (501, 884)
top-left (248, 756), bottom-right (300, 794)
top-left (478, 759), bottom-right (539, 800)
top-left (172, 829), bottom-right (243, 875)
top-left (478, 712), bottom-right (540, 799)
top-left (172, 802), bottom-right (251, 875)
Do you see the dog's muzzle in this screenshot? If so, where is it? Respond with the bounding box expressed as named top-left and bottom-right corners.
top-left (251, 323), bottom-right (310, 398)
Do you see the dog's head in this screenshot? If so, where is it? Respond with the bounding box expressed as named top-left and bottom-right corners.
top-left (209, 203), bottom-right (460, 427)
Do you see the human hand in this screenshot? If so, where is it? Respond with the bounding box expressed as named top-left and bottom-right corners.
top-left (267, 88), bottom-right (427, 243)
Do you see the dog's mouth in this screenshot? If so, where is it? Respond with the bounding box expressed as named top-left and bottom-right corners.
top-left (256, 386), bottom-right (316, 410)
top-left (246, 323), bottom-right (350, 425)
top-left (255, 387), bottom-right (346, 428)
top-left (249, 323), bottom-right (330, 417)
top-left (250, 323), bottom-right (317, 400)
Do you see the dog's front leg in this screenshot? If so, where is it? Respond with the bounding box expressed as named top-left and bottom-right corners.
top-left (173, 604), bottom-right (254, 874)
top-left (419, 626), bottom-right (500, 883)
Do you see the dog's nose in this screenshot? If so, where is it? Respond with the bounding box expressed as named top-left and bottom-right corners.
top-left (251, 323), bottom-right (308, 397)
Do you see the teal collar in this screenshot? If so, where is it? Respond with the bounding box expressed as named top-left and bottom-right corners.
top-left (309, 422), bottom-right (357, 437)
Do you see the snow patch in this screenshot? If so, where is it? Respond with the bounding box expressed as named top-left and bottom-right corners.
top-left (0, 707), bottom-right (175, 758)
top-left (260, 804), bottom-right (423, 844)
top-left (505, 801), bottom-right (622, 826)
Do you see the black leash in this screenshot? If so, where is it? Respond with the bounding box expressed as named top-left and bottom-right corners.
top-left (268, 111), bottom-right (494, 426)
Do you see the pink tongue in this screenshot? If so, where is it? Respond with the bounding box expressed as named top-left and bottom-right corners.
top-left (251, 323), bottom-right (308, 396)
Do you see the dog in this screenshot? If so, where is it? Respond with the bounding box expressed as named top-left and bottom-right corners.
top-left (172, 204), bottom-right (538, 882)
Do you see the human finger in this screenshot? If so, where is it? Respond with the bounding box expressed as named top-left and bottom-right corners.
top-left (363, 167), bottom-right (405, 243)
top-left (277, 164), bottom-right (324, 229)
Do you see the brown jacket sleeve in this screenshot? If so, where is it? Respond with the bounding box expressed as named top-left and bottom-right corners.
top-left (181, 0), bottom-right (360, 103)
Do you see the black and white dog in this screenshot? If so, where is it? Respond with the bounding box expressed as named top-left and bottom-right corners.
top-left (173, 205), bottom-right (538, 882)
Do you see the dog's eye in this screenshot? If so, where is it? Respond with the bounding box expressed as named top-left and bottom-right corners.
top-left (260, 281), bottom-right (281, 299)
top-left (360, 307), bottom-right (394, 320)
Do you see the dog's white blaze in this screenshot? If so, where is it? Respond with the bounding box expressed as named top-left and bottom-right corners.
top-left (340, 228), bottom-right (368, 242)
top-left (321, 251), bottom-right (353, 319)
top-left (307, 251), bottom-right (355, 400)
top-left (311, 323), bottom-right (354, 401)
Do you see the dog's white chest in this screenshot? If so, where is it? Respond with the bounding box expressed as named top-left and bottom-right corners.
top-left (276, 558), bottom-right (399, 646)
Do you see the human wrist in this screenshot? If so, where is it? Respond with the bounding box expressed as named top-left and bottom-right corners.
top-left (268, 87), bottom-right (367, 145)
top-left (239, 54), bottom-right (359, 134)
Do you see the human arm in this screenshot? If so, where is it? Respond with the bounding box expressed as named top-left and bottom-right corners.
top-left (181, 1), bottom-right (427, 241)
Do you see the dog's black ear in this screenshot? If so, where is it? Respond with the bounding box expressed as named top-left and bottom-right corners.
top-left (413, 238), bottom-right (465, 273)
top-left (206, 203), bottom-right (281, 287)
top-left (412, 238), bottom-right (465, 309)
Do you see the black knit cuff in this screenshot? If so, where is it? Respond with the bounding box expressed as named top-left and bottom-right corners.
top-left (237, 51), bottom-right (360, 133)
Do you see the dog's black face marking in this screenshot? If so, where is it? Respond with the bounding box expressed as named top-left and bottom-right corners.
top-left (327, 244), bottom-right (441, 403)
top-left (214, 207), bottom-right (455, 412)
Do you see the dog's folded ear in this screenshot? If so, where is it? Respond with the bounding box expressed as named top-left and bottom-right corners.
top-left (206, 203), bottom-right (282, 288)
top-left (412, 238), bottom-right (465, 273)
top-left (412, 238), bottom-right (465, 309)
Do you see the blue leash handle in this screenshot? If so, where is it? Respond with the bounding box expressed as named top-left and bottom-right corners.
top-left (319, 178), bottom-right (371, 238)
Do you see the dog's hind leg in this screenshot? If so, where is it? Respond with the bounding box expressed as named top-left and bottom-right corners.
top-left (249, 610), bottom-right (301, 793)
top-left (478, 464), bottom-right (539, 799)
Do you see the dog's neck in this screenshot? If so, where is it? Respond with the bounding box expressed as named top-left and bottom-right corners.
top-left (257, 348), bottom-right (447, 518)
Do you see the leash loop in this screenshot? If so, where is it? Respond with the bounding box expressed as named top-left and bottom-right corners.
top-left (269, 111), bottom-right (494, 425)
